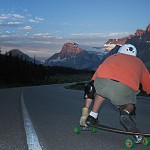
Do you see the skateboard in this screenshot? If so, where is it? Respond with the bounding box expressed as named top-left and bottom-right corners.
top-left (74, 123), bottom-right (150, 149)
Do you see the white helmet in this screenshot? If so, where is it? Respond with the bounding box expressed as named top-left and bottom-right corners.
top-left (118, 44), bottom-right (137, 56)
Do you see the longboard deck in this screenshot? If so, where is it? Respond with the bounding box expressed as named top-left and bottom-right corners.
top-left (74, 124), bottom-right (150, 148)
top-left (92, 123), bottom-right (150, 137)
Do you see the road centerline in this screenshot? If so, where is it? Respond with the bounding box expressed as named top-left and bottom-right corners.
top-left (21, 92), bottom-right (42, 150)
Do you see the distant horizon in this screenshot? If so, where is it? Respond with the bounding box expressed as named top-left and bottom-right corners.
top-left (0, 42), bottom-right (107, 61)
top-left (0, 23), bottom-right (149, 61)
top-left (0, 0), bottom-right (149, 59)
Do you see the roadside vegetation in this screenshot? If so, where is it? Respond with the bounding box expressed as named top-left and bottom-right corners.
top-left (65, 82), bottom-right (86, 91)
top-left (0, 52), bottom-right (93, 88)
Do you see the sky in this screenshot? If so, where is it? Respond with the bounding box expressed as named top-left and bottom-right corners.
top-left (0, 0), bottom-right (150, 60)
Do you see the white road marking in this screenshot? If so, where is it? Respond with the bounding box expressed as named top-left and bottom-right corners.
top-left (21, 92), bottom-right (42, 150)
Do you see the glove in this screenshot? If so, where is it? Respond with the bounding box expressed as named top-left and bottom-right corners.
top-left (79, 107), bottom-right (89, 127)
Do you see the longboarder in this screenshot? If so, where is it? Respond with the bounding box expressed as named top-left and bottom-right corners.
top-left (80, 44), bottom-right (150, 143)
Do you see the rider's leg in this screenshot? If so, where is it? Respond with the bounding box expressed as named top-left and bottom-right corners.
top-left (80, 81), bottom-right (95, 127)
top-left (119, 104), bottom-right (143, 143)
top-left (86, 94), bottom-right (105, 126)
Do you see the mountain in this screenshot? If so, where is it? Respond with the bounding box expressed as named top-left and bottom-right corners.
top-left (104, 25), bottom-right (148, 50)
top-left (126, 25), bottom-right (150, 71)
top-left (45, 43), bottom-right (106, 70)
top-left (105, 24), bottom-right (150, 71)
top-left (7, 49), bottom-right (40, 64)
top-left (45, 24), bottom-right (150, 71)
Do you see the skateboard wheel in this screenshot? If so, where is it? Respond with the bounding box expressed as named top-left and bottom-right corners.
top-left (125, 139), bottom-right (135, 148)
top-left (142, 137), bottom-right (150, 146)
top-left (90, 127), bottom-right (97, 133)
top-left (74, 126), bottom-right (81, 134)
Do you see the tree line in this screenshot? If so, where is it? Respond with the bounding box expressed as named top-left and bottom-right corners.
top-left (0, 52), bottom-right (93, 88)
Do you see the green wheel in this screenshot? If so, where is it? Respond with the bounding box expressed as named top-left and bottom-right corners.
top-left (74, 126), bottom-right (81, 134)
top-left (90, 127), bottom-right (97, 133)
top-left (142, 137), bottom-right (150, 146)
top-left (125, 139), bottom-right (135, 149)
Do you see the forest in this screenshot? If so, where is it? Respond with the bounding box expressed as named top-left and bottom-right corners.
top-left (0, 52), bottom-right (93, 88)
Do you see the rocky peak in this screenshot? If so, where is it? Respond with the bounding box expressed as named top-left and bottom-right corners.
top-left (105, 24), bottom-right (150, 50)
top-left (60, 43), bottom-right (83, 56)
top-left (134, 29), bottom-right (145, 36)
top-left (146, 24), bottom-right (150, 32)
top-left (45, 42), bottom-right (102, 70)
top-left (104, 37), bottom-right (129, 50)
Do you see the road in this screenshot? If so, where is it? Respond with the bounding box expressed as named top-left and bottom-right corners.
top-left (0, 84), bottom-right (150, 150)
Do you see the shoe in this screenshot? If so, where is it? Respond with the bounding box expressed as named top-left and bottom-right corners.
top-left (120, 110), bottom-right (139, 132)
top-left (86, 115), bottom-right (99, 126)
top-left (120, 110), bottom-right (143, 143)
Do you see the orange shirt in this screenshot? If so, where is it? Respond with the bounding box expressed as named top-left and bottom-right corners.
top-left (92, 53), bottom-right (150, 94)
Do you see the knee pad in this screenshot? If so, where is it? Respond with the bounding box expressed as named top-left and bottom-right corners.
top-left (84, 80), bottom-right (96, 99)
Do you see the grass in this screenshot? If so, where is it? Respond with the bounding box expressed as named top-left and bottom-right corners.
top-left (65, 82), bottom-right (85, 91)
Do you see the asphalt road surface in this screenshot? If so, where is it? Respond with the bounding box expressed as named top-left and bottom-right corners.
top-left (0, 84), bottom-right (150, 150)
